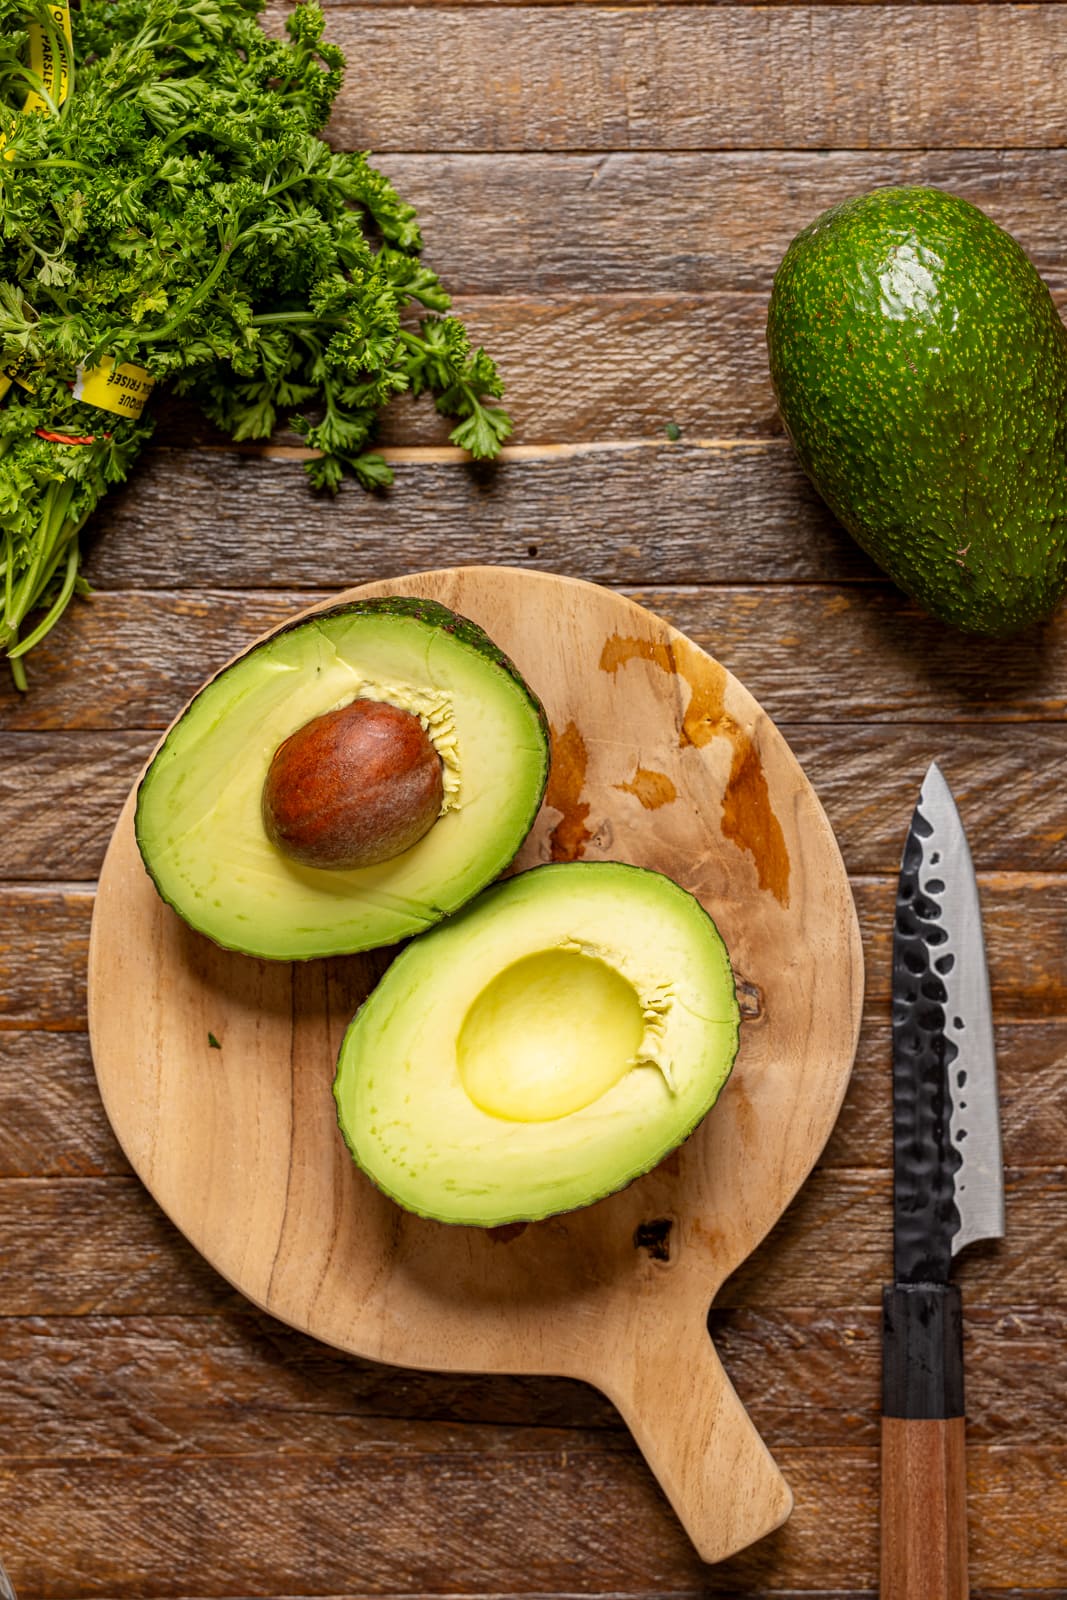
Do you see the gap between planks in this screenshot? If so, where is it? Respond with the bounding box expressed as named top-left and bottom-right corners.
top-left (181, 437), bottom-right (763, 465)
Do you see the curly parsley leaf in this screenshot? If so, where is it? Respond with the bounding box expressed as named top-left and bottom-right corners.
top-left (0, 0), bottom-right (513, 684)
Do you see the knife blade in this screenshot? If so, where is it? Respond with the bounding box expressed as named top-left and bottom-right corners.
top-left (880, 760), bottom-right (1005, 1600)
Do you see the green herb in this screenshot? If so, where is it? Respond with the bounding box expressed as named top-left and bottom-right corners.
top-left (207, 1031), bottom-right (221, 1049)
top-left (0, 0), bottom-right (512, 686)
top-left (664, 422), bottom-right (681, 442)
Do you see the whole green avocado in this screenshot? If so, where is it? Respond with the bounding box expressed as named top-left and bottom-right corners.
top-left (767, 186), bottom-right (1067, 636)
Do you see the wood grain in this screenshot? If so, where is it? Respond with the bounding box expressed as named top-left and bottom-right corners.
top-left (1, 1168), bottom-right (1062, 1317)
top-left (76, 441), bottom-right (872, 591)
top-left (880, 1418), bottom-right (968, 1600)
top-left (374, 150), bottom-right (1067, 296)
top-left (66, 436), bottom-right (858, 593)
top-left (1, 1305), bottom-right (1063, 1454)
top-left (374, 295), bottom-right (775, 447)
top-left (6, 584), bottom-right (1067, 733)
top-left (7, 874), bottom-right (1067, 1030)
top-left (0, 1444), bottom-right (1063, 1597)
top-left (305, 9), bottom-right (1067, 153)
top-left (5, 1020), bottom-right (1066, 1179)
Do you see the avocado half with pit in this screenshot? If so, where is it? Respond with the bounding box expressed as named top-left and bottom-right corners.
top-left (333, 861), bottom-right (741, 1225)
top-left (135, 598), bottom-right (550, 960)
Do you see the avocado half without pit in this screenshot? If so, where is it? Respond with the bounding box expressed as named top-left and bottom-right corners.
top-left (135, 598), bottom-right (550, 960)
top-left (333, 861), bottom-right (741, 1225)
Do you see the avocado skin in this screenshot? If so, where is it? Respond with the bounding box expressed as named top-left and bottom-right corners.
top-left (767, 186), bottom-right (1067, 636)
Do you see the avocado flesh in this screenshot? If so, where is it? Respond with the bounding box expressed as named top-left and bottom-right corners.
top-left (135, 600), bottom-right (550, 960)
top-left (767, 186), bottom-right (1067, 636)
top-left (333, 862), bottom-right (740, 1225)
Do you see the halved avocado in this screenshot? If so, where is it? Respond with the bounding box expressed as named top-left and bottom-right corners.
top-left (135, 598), bottom-right (550, 960)
top-left (333, 861), bottom-right (740, 1225)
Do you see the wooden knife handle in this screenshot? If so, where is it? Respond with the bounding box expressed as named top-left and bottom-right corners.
top-left (880, 1283), bottom-right (968, 1600)
top-left (881, 1415), bottom-right (968, 1599)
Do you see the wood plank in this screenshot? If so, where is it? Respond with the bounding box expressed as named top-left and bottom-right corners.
top-left (781, 726), bottom-right (1067, 877)
top-left (0, 733), bottom-right (158, 881)
top-left (0, 1178), bottom-right (240, 1317)
top-left (0, 1594), bottom-right (1042, 1600)
top-left (134, 284), bottom-right (1067, 448)
top-left (369, 150), bottom-right (1067, 296)
top-left (0, 1594), bottom-right (1035, 1600)
top-left (369, 294), bottom-right (771, 448)
top-left (5, 585), bottom-right (1067, 733)
top-left (0, 1304), bottom-right (1061, 1457)
top-left (848, 875), bottom-right (1067, 1022)
top-left (3, 724), bottom-right (1065, 881)
top-left (720, 1166), bottom-right (1065, 1310)
top-left (0, 889), bottom-right (95, 1031)
top-left (5, 1018), bottom-right (1065, 1180)
top-left (0, 1443), bottom-right (1062, 1596)
top-left (0, 1032), bottom-right (131, 1178)
top-left (0, 1167), bottom-right (1061, 1317)
top-left (78, 439), bottom-right (866, 590)
top-left (52, 430), bottom-right (1067, 616)
top-left (299, 8), bottom-right (1067, 153)
top-left (7, 1012), bottom-right (1063, 1175)
top-left (4, 871), bottom-right (1067, 1028)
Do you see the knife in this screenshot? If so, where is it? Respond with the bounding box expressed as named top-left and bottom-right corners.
top-left (881, 761), bottom-right (1005, 1600)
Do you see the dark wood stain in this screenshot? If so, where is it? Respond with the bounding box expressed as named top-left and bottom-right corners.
top-left (616, 766), bottom-right (677, 810)
top-left (599, 632), bottom-right (791, 905)
top-left (722, 733), bottom-right (791, 909)
top-left (488, 1222), bottom-right (529, 1245)
top-left (544, 720), bottom-right (592, 861)
top-left (599, 633), bottom-right (725, 748)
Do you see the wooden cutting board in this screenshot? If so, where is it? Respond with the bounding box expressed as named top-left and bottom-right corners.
top-left (87, 566), bottom-right (864, 1564)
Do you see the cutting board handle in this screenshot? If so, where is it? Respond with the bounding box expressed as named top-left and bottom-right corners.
top-left (599, 1303), bottom-right (793, 1563)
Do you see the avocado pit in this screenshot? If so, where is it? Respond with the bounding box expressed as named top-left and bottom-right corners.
top-left (262, 697), bottom-right (444, 871)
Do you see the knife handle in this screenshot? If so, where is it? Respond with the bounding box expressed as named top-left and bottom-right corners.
top-left (880, 1284), bottom-right (968, 1600)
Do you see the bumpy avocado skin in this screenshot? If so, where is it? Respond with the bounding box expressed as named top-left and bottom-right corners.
top-left (767, 186), bottom-right (1067, 636)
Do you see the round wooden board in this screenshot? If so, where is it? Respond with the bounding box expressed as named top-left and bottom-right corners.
top-left (88, 566), bottom-right (864, 1565)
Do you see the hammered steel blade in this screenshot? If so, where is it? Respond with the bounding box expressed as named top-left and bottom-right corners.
top-left (892, 761), bottom-right (1005, 1282)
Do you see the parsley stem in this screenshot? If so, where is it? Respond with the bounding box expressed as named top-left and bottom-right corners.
top-left (18, 158), bottom-right (93, 172)
top-left (250, 312), bottom-right (344, 327)
top-left (14, 66), bottom-right (58, 117)
top-left (7, 537), bottom-right (81, 660)
top-left (12, 477), bottom-right (74, 630)
top-left (137, 230), bottom-right (246, 345)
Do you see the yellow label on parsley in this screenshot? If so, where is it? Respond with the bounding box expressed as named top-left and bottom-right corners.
top-left (0, 365), bottom-right (38, 401)
top-left (23, 4), bottom-right (73, 115)
top-left (1, 5), bottom-right (73, 158)
top-left (74, 358), bottom-right (155, 418)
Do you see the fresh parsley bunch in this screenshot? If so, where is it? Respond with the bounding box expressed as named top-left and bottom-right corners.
top-left (0, 0), bottom-right (512, 686)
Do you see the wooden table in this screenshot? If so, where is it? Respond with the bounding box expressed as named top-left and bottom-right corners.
top-left (2, 4), bottom-right (1065, 1597)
